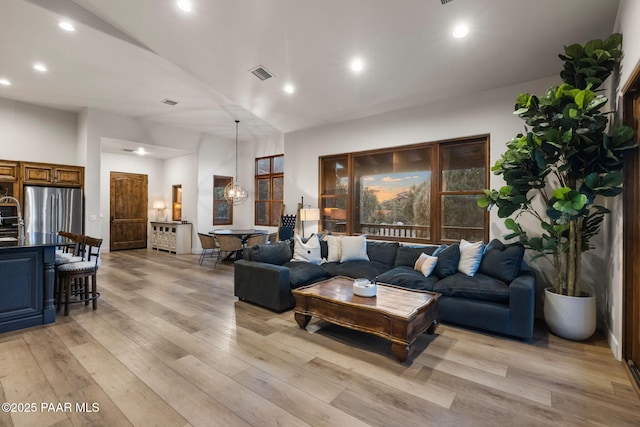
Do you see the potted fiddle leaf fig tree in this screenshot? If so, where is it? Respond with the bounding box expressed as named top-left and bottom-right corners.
top-left (478, 33), bottom-right (636, 340)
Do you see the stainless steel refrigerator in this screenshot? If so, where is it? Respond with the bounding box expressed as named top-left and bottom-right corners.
top-left (24, 186), bottom-right (83, 236)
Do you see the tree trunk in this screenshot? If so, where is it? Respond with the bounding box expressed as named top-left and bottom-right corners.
top-left (566, 219), bottom-right (577, 296)
top-left (574, 217), bottom-right (583, 296)
top-left (554, 252), bottom-right (562, 294)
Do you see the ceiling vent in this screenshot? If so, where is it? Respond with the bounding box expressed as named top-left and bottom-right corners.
top-left (161, 98), bottom-right (178, 106)
top-left (249, 65), bottom-right (274, 81)
top-left (122, 149), bottom-right (135, 152)
top-left (441, 0), bottom-right (454, 4)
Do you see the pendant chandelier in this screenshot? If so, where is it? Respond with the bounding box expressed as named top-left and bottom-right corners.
top-left (224, 119), bottom-right (249, 205)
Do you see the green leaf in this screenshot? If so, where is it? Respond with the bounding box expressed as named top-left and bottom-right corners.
top-left (584, 39), bottom-right (604, 56)
top-left (477, 197), bottom-right (490, 208)
top-left (585, 95), bottom-right (608, 112)
top-left (583, 173), bottom-right (599, 189)
top-left (612, 126), bottom-right (635, 145)
top-left (574, 89), bottom-right (595, 109)
top-left (499, 185), bottom-right (512, 196)
top-left (553, 187), bottom-right (572, 199)
top-left (600, 172), bottom-right (623, 188)
top-left (504, 218), bottom-right (519, 232)
top-left (564, 43), bottom-right (584, 58)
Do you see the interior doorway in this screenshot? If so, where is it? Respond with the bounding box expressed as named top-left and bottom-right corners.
top-left (110, 171), bottom-right (148, 251)
top-left (623, 68), bottom-right (640, 392)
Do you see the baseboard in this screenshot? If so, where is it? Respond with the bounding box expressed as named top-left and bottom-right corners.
top-left (607, 328), bottom-right (622, 361)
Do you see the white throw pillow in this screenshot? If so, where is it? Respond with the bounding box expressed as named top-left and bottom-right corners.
top-left (322, 234), bottom-right (342, 263)
top-left (414, 253), bottom-right (438, 277)
top-left (458, 239), bottom-right (484, 276)
top-left (291, 234), bottom-right (322, 265)
top-left (339, 235), bottom-right (369, 263)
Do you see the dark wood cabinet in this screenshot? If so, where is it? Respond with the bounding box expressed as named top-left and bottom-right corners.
top-left (21, 162), bottom-right (84, 186)
top-left (0, 160), bottom-right (19, 198)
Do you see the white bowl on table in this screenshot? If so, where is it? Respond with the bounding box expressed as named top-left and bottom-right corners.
top-left (353, 278), bottom-right (377, 297)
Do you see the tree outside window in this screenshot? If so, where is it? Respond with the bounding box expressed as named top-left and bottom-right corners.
top-left (320, 136), bottom-right (488, 243)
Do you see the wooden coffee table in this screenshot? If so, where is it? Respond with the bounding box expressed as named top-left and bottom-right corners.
top-left (292, 276), bottom-right (440, 362)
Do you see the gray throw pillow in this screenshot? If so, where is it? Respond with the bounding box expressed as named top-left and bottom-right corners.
top-left (251, 240), bottom-right (292, 265)
top-left (432, 243), bottom-right (460, 278)
top-left (394, 245), bottom-right (438, 267)
top-left (478, 239), bottom-right (524, 283)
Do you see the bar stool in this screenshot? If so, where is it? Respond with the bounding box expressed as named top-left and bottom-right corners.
top-left (55, 236), bottom-right (102, 316)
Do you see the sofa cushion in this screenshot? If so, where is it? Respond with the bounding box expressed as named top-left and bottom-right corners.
top-left (414, 253), bottom-right (438, 276)
top-left (283, 261), bottom-right (330, 288)
top-left (291, 234), bottom-right (322, 265)
top-left (478, 239), bottom-right (525, 283)
top-left (377, 266), bottom-right (437, 291)
top-left (394, 245), bottom-right (438, 267)
top-left (458, 239), bottom-right (484, 276)
top-left (432, 243), bottom-right (460, 278)
top-left (322, 235), bottom-right (342, 262)
top-left (340, 235), bottom-right (369, 262)
top-left (250, 240), bottom-right (292, 265)
top-left (321, 260), bottom-right (389, 281)
top-left (366, 240), bottom-right (399, 266)
top-left (433, 272), bottom-right (510, 302)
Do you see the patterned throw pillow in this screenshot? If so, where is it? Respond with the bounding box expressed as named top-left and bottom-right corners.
top-left (291, 234), bottom-right (322, 265)
top-left (414, 252), bottom-right (438, 277)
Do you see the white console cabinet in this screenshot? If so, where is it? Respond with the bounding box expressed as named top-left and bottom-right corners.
top-left (150, 222), bottom-right (192, 254)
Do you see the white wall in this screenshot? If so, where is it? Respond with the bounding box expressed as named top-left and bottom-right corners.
top-left (0, 97), bottom-right (77, 163)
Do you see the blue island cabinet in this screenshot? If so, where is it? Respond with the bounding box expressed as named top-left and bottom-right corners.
top-left (0, 240), bottom-right (57, 333)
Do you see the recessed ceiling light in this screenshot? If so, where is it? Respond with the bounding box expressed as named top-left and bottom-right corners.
top-left (33, 63), bottom-right (48, 73)
top-left (0, 78), bottom-right (11, 86)
top-left (452, 24), bottom-right (469, 38)
top-left (58, 21), bottom-right (76, 32)
top-left (135, 148), bottom-right (147, 156)
top-left (350, 58), bottom-right (364, 73)
top-left (177, 0), bottom-right (193, 12)
top-left (283, 84), bottom-right (295, 94)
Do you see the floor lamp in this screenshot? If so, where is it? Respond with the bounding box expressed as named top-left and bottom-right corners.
top-left (299, 202), bottom-right (320, 238)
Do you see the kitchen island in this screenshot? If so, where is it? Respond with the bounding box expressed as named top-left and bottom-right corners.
top-left (0, 233), bottom-right (66, 333)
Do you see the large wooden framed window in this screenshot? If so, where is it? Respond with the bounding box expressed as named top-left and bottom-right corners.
top-left (320, 135), bottom-right (488, 243)
top-left (255, 154), bottom-right (284, 226)
top-left (213, 175), bottom-right (232, 225)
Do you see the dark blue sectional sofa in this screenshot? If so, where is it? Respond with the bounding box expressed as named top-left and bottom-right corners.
top-left (233, 238), bottom-right (535, 340)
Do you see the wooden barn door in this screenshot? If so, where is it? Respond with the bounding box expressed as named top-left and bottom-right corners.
top-left (110, 172), bottom-right (148, 251)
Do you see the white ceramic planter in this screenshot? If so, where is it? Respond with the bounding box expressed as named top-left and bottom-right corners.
top-left (543, 287), bottom-right (596, 341)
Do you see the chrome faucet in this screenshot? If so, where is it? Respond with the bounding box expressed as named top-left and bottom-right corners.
top-left (0, 196), bottom-right (25, 240)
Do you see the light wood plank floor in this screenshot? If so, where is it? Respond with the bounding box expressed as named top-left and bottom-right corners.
top-left (1, 248), bottom-right (639, 427)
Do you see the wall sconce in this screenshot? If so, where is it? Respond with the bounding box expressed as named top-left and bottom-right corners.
top-left (299, 207), bottom-right (320, 238)
top-left (152, 200), bottom-right (167, 221)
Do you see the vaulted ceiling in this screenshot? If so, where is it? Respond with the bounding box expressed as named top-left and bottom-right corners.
top-left (0, 0), bottom-right (620, 142)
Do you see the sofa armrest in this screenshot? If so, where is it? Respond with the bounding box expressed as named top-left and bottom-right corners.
top-left (234, 260), bottom-right (294, 312)
top-left (508, 271), bottom-right (536, 340)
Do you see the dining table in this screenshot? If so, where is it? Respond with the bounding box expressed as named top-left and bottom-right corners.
top-left (209, 229), bottom-right (269, 261)
top-left (209, 228), bottom-right (269, 241)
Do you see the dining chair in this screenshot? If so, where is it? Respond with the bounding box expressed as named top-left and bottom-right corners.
top-left (215, 234), bottom-right (244, 266)
top-left (267, 232), bottom-right (278, 244)
top-left (197, 233), bottom-right (219, 265)
top-left (245, 234), bottom-right (267, 248)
